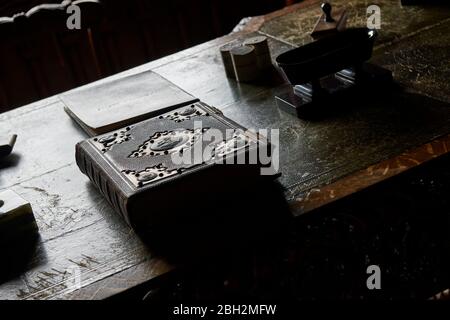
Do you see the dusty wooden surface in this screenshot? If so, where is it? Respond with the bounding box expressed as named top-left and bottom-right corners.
top-left (0, 0), bottom-right (449, 299)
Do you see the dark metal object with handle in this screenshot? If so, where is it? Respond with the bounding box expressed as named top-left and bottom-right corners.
top-left (275, 28), bottom-right (392, 119)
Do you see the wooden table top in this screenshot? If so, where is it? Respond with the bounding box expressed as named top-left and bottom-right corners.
top-left (0, 0), bottom-right (449, 299)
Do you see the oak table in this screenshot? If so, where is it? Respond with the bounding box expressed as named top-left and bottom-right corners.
top-left (1, 0), bottom-right (449, 299)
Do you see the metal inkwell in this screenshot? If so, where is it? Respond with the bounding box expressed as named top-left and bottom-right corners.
top-left (275, 28), bottom-right (393, 118)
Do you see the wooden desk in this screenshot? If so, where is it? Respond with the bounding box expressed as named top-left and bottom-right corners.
top-left (1, 0), bottom-right (449, 299)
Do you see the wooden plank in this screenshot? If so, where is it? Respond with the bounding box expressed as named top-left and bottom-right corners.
top-left (0, 101), bottom-right (85, 189)
top-left (0, 30), bottom-right (256, 300)
top-left (0, 163), bottom-right (172, 300)
top-left (290, 133), bottom-right (450, 216)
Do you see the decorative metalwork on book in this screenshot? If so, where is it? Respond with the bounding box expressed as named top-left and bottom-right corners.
top-left (129, 128), bottom-right (208, 158)
top-left (123, 164), bottom-right (180, 188)
top-left (158, 104), bottom-right (209, 123)
top-left (93, 127), bottom-right (132, 152)
top-left (211, 130), bottom-right (252, 159)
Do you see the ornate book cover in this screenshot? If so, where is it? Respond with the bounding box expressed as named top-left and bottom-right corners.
top-left (75, 102), bottom-right (273, 229)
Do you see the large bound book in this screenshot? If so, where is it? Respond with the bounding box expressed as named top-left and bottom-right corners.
top-left (75, 102), bottom-right (272, 230)
top-left (62, 71), bottom-right (198, 136)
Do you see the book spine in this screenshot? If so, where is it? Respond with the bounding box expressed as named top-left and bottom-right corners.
top-left (75, 142), bottom-right (132, 226)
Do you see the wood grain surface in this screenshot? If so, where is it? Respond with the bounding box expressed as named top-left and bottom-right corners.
top-left (1, 0), bottom-right (449, 299)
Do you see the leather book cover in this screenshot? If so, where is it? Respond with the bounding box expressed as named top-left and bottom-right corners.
top-left (75, 102), bottom-right (273, 230)
top-left (62, 71), bottom-right (198, 136)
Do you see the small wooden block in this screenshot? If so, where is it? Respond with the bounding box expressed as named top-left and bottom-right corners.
top-left (220, 40), bottom-right (242, 79)
top-left (231, 46), bottom-right (260, 83)
top-left (0, 134), bottom-right (17, 159)
top-left (221, 36), bottom-right (273, 81)
top-left (243, 36), bottom-right (273, 70)
top-left (311, 4), bottom-right (348, 39)
top-left (0, 190), bottom-right (38, 241)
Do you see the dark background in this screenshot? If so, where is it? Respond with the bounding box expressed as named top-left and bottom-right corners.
top-left (0, 0), bottom-right (298, 112)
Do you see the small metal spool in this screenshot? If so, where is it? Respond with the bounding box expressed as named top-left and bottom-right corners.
top-left (220, 40), bottom-right (241, 79)
top-left (243, 36), bottom-right (272, 70)
top-left (230, 45), bottom-right (260, 83)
